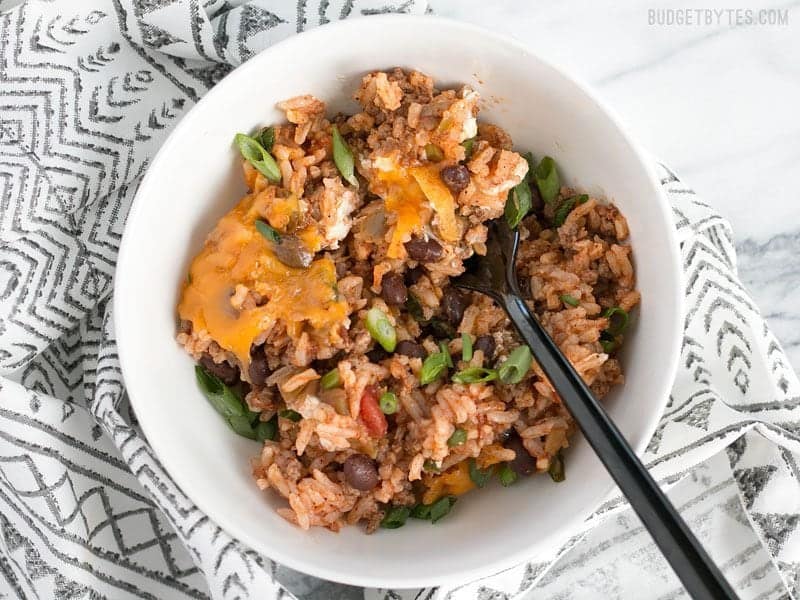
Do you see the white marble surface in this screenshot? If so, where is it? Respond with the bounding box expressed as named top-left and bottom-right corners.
top-left (429, 0), bottom-right (800, 370)
top-left (282, 2), bottom-right (800, 598)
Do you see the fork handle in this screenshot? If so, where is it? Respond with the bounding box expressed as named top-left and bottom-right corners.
top-left (502, 294), bottom-right (738, 600)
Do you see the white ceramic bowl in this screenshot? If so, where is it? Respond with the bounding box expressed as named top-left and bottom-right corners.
top-left (115, 15), bottom-right (683, 589)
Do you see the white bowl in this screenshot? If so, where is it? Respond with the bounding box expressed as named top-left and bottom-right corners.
top-left (115, 15), bottom-right (683, 589)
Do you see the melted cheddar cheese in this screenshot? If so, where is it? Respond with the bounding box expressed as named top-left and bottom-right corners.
top-left (373, 163), bottom-right (459, 259)
top-left (376, 166), bottom-right (429, 259)
top-left (422, 461), bottom-right (476, 504)
top-left (409, 166), bottom-right (459, 243)
top-left (178, 190), bottom-right (347, 369)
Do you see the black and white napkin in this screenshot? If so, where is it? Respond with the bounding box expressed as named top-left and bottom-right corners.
top-left (1, 2), bottom-right (798, 599)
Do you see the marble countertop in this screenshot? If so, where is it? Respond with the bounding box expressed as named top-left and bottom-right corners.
top-left (428, 0), bottom-right (800, 370)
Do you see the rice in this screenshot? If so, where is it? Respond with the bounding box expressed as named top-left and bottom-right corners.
top-left (177, 69), bottom-right (640, 532)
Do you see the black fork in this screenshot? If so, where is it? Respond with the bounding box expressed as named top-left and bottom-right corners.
top-left (453, 219), bottom-right (738, 600)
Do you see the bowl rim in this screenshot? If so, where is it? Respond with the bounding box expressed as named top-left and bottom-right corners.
top-left (115, 13), bottom-right (684, 588)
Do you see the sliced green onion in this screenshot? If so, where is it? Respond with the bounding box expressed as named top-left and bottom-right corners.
top-left (195, 366), bottom-right (269, 441)
top-left (533, 156), bottom-right (560, 204)
top-left (234, 133), bottom-right (281, 183)
top-left (560, 294), bottom-right (580, 307)
top-left (599, 330), bottom-right (618, 354)
top-left (603, 307), bottom-right (629, 336)
top-left (257, 126), bottom-right (275, 151)
top-left (468, 458), bottom-right (492, 488)
top-left (410, 497), bottom-right (457, 523)
top-left (497, 346), bottom-right (533, 385)
top-left (548, 452), bottom-right (565, 482)
top-left (461, 332), bottom-right (473, 362)
top-left (331, 125), bottom-right (358, 187)
top-left (452, 367), bottom-right (498, 384)
top-left (279, 409), bottom-right (302, 422)
top-left (447, 427), bottom-right (467, 447)
top-left (497, 463), bottom-right (518, 487)
top-left (599, 308), bottom-right (628, 352)
top-left (429, 496), bottom-right (457, 523)
top-left (505, 178), bottom-right (532, 228)
top-left (255, 219), bottom-right (281, 243)
top-left (522, 151), bottom-right (536, 181)
top-left (186, 272), bottom-right (192, 284)
top-left (423, 459), bottom-right (441, 473)
top-left (379, 391), bottom-right (398, 415)
top-left (439, 341), bottom-right (453, 368)
top-left (600, 339), bottom-right (617, 354)
top-left (420, 350), bottom-right (449, 385)
top-left (410, 503), bottom-right (432, 520)
top-left (553, 194), bottom-right (588, 228)
top-left (195, 366), bottom-right (246, 419)
top-left (424, 143), bottom-right (444, 162)
top-left (366, 307), bottom-right (397, 352)
top-left (255, 416), bottom-right (278, 442)
top-left (461, 136), bottom-right (476, 159)
top-left (320, 368), bottom-right (341, 390)
top-left (380, 506), bottom-right (411, 529)
top-left (228, 414), bottom-right (257, 439)
top-left (600, 339), bottom-right (617, 353)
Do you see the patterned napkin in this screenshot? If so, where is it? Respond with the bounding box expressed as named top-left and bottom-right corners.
top-left (1, 2), bottom-right (798, 599)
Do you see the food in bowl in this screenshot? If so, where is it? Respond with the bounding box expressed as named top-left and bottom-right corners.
top-left (176, 68), bottom-right (639, 532)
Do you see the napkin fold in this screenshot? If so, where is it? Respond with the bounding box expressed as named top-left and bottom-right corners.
top-left (1, 2), bottom-right (798, 599)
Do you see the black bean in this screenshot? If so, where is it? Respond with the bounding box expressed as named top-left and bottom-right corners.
top-left (404, 293), bottom-right (425, 321)
top-left (380, 272), bottom-right (407, 305)
top-left (366, 346), bottom-right (389, 363)
top-left (343, 454), bottom-right (380, 491)
top-left (439, 164), bottom-right (470, 194)
top-left (395, 340), bottom-right (427, 359)
top-left (425, 319), bottom-right (456, 340)
top-left (474, 335), bottom-right (496, 361)
top-left (404, 236), bottom-right (443, 263)
top-left (199, 354), bottom-right (240, 386)
top-left (505, 432), bottom-right (537, 477)
top-left (440, 287), bottom-right (467, 326)
top-left (313, 352), bottom-right (344, 374)
top-left (405, 266), bottom-right (426, 286)
top-left (272, 235), bottom-right (313, 269)
top-left (248, 349), bottom-right (270, 387)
